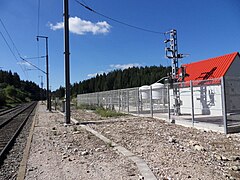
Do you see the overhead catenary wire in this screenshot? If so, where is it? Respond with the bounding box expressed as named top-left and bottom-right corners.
top-left (81, 0), bottom-right (89, 6)
top-left (0, 18), bottom-right (22, 58)
top-left (75, 0), bottom-right (165, 35)
top-left (0, 18), bottom-right (45, 76)
top-left (37, 0), bottom-right (41, 82)
top-left (0, 29), bottom-right (27, 78)
top-left (37, 0), bottom-right (40, 37)
top-left (0, 30), bottom-right (20, 62)
top-left (23, 56), bottom-right (46, 60)
top-left (20, 57), bottom-right (46, 74)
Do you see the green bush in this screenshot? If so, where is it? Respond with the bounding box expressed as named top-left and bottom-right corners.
top-left (5, 85), bottom-right (17, 97)
top-left (3, 85), bottom-right (30, 105)
top-left (16, 89), bottom-right (29, 102)
top-left (77, 104), bottom-right (98, 110)
top-left (0, 83), bottom-right (7, 89)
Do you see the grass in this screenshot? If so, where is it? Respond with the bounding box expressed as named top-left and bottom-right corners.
top-left (77, 103), bottom-right (126, 118)
top-left (0, 85), bottom-right (31, 108)
top-left (77, 104), bottom-right (98, 111)
top-left (95, 107), bottom-right (125, 117)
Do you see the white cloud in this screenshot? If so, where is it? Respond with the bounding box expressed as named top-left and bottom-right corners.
top-left (49, 16), bottom-right (111, 35)
top-left (87, 71), bottom-right (105, 78)
top-left (50, 22), bottom-right (63, 30)
top-left (87, 63), bottom-right (142, 78)
top-left (87, 73), bottom-right (98, 78)
top-left (110, 63), bottom-right (142, 70)
top-left (18, 61), bottom-right (31, 67)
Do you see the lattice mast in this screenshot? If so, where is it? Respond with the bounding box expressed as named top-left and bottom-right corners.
top-left (164, 29), bottom-right (184, 116)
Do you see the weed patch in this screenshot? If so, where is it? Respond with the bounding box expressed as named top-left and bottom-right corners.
top-left (96, 107), bottom-right (125, 117)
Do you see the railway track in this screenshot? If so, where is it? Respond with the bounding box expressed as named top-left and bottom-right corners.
top-left (0, 103), bottom-right (34, 127)
top-left (0, 105), bottom-right (21, 116)
top-left (0, 101), bottom-right (37, 163)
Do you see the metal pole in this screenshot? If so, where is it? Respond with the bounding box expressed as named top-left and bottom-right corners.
top-left (164, 29), bottom-right (183, 116)
top-left (118, 90), bottom-right (120, 112)
top-left (103, 93), bottom-right (106, 108)
top-left (112, 91), bottom-right (114, 110)
top-left (190, 81), bottom-right (195, 126)
top-left (98, 92), bottom-right (100, 106)
top-left (167, 84), bottom-right (171, 121)
top-left (95, 93), bottom-right (97, 106)
top-left (37, 36), bottom-right (50, 111)
top-left (40, 75), bottom-right (43, 103)
top-left (46, 37), bottom-right (51, 111)
top-left (137, 88), bottom-right (140, 115)
top-left (127, 90), bottom-right (130, 114)
top-left (221, 77), bottom-right (228, 134)
top-left (150, 86), bottom-right (153, 118)
top-left (64, 0), bottom-right (71, 124)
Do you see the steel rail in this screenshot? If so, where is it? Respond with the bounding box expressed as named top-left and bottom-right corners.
top-left (0, 105), bottom-right (21, 116)
top-left (0, 103), bottom-right (34, 128)
top-left (0, 102), bottom-right (37, 163)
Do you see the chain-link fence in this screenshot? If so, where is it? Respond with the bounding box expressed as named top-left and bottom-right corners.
top-left (224, 76), bottom-right (240, 133)
top-left (168, 78), bottom-right (224, 132)
top-left (77, 77), bottom-right (240, 134)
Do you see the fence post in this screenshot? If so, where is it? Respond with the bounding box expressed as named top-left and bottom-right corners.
top-left (118, 90), bottom-right (121, 112)
top-left (122, 90), bottom-right (124, 112)
top-left (95, 93), bottom-right (97, 106)
top-left (108, 92), bottom-right (110, 109)
top-left (127, 90), bottom-right (130, 113)
top-left (221, 77), bottom-right (228, 134)
top-left (150, 86), bottom-right (153, 117)
top-left (190, 81), bottom-right (195, 126)
top-left (105, 93), bottom-right (107, 109)
top-left (97, 92), bottom-right (100, 106)
top-left (167, 84), bottom-right (171, 121)
top-left (110, 91), bottom-right (113, 110)
top-left (88, 94), bottom-right (90, 106)
top-left (137, 88), bottom-right (140, 115)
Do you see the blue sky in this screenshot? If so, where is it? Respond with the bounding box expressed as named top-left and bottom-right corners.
top-left (0, 0), bottom-right (239, 90)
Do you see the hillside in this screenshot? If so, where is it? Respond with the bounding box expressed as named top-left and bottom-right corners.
top-left (53, 65), bottom-right (171, 98)
top-left (0, 70), bottom-right (44, 107)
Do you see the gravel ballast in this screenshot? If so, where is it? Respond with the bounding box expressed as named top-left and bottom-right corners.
top-left (0, 108), bottom-right (35, 180)
top-left (25, 104), bottom-right (140, 180)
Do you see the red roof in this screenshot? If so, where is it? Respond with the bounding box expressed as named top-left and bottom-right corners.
top-left (181, 52), bottom-right (239, 82)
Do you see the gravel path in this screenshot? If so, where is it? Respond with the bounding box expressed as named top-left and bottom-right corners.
top-left (72, 108), bottom-right (240, 180)
top-left (25, 104), bottom-right (140, 180)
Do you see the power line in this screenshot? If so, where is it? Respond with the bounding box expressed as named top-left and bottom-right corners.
top-left (20, 57), bottom-right (46, 74)
top-left (0, 29), bottom-right (27, 78)
top-left (0, 30), bottom-right (19, 61)
top-left (75, 0), bottom-right (165, 35)
top-left (37, 0), bottom-right (40, 37)
top-left (23, 56), bottom-right (46, 60)
top-left (0, 18), bottom-right (45, 77)
top-left (81, 0), bottom-right (89, 6)
top-left (0, 18), bottom-right (22, 58)
top-left (37, 0), bottom-right (41, 82)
